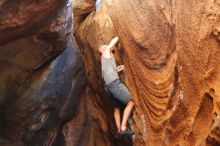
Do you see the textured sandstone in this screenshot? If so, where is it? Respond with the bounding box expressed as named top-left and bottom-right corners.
top-left (73, 0), bottom-right (95, 34)
top-left (1, 0), bottom-right (220, 145)
top-left (0, 0), bottom-right (132, 145)
top-left (0, 0), bottom-right (88, 146)
top-left (74, 1), bottom-right (132, 145)
top-left (75, 0), bottom-right (220, 146)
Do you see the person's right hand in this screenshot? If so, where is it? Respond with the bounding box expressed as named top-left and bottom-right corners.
top-left (117, 65), bottom-right (124, 72)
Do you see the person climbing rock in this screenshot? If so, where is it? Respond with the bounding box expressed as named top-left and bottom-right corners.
top-left (98, 37), bottom-right (135, 136)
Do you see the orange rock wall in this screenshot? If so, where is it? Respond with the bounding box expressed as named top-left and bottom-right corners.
top-left (75, 0), bottom-right (220, 146)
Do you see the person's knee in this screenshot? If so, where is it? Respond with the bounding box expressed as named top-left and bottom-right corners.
top-left (114, 107), bottom-right (120, 113)
top-left (127, 99), bottom-right (135, 106)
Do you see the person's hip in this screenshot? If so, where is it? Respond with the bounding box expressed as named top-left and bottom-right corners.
top-left (105, 79), bottom-right (132, 104)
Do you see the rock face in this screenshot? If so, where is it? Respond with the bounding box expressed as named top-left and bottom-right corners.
top-left (73, 1), bottom-right (133, 146)
top-left (73, 0), bottom-right (95, 34)
top-left (1, 0), bottom-right (220, 145)
top-left (75, 0), bottom-right (220, 146)
top-left (0, 0), bottom-right (88, 146)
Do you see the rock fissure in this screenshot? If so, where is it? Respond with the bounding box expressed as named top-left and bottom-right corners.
top-left (74, 0), bottom-right (220, 146)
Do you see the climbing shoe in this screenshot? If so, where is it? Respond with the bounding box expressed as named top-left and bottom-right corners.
top-left (118, 129), bottom-right (134, 136)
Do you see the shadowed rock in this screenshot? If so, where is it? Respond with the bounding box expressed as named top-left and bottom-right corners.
top-left (0, 0), bottom-right (87, 146)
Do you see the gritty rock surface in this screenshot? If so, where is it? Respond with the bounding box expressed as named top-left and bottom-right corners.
top-left (0, 0), bottom-right (88, 146)
top-left (75, 0), bottom-right (220, 146)
top-left (73, 0), bottom-right (95, 34)
top-left (74, 1), bottom-right (133, 145)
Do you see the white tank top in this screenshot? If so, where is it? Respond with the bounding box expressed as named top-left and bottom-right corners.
top-left (101, 57), bottom-right (119, 85)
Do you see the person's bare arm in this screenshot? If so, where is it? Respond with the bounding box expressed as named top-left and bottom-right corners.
top-left (106, 37), bottom-right (118, 52)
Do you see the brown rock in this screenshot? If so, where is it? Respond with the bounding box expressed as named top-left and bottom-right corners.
top-left (0, 0), bottom-right (88, 146)
top-left (75, 1), bottom-right (133, 145)
top-left (73, 0), bottom-right (95, 34)
top-left (75, 0), bottom-right (220, 146)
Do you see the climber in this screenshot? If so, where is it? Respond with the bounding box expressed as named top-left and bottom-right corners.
top-left (98, 37), bottom-right (135, 136)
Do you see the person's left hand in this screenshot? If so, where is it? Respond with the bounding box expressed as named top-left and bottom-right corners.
top-left (109, 37), bottom-right (118, 47)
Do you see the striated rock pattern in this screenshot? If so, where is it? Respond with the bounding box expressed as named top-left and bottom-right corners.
top-left (75, 0), bottom-right (220, 146)
top-left (74, 1), bottom-right (133, 146)
top-left (73, 0), bottom-right (95, 34)
top-left (0, 0), bottom-right (89, 146)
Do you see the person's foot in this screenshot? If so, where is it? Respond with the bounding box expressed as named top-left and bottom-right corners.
top-left (116, 128), bottom-right (121, 133)
top-left (118, 129), bottom-right (134, 136)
